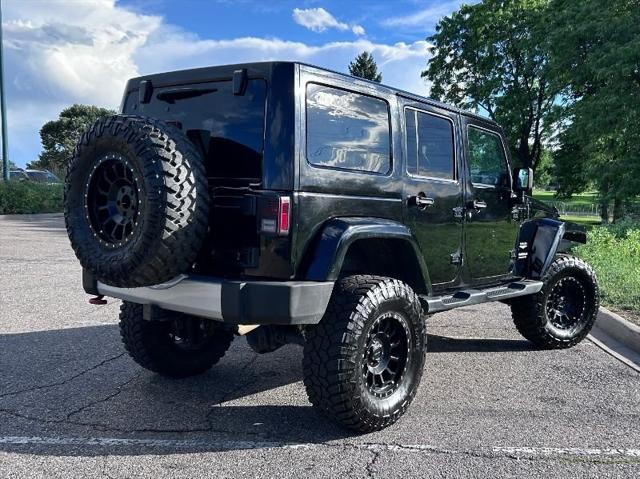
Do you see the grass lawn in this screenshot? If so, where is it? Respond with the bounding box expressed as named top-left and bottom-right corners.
top-left (560, 215), bottom-right (602, 228)
top-left (573, 221), bottom-right (640, 324)
top-left (533, 190), bottom-right (599, 206)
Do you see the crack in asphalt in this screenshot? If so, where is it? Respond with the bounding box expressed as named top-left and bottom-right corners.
top-left (0, 350), bottom-right (269, 438)
top-left (0, 371), bottom-right (140, 432)
top-left (365, 448), bottom-right (381, 478)
top-left (0, 354), bottom-right (260, 437)
top-left (65, 373), bottom-right (142, 422)
top-left (0, 352), bottom-right (126, 400)
top-left (0, 406), bottom-right (215, 435)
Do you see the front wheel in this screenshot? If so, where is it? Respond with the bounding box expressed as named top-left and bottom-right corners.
top-left (302, 275), bottom-right (427, 433)
top-left (511, 255), bottom-right (599, 349)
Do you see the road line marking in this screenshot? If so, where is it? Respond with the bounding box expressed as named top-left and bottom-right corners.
top-left (0, 436), bottom-right (639, 458)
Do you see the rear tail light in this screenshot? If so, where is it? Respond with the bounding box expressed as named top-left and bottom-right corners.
top-left (260, 195), bottom-right (291, 236)
top-left (278, 196), bottom-right (290, 235)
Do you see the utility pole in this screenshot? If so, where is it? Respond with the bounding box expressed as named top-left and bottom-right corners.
top-left (0, 0), bottom-right (9, 181)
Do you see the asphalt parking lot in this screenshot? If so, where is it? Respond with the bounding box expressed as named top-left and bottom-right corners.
top-left (0, 214), bottom-right (638, 478)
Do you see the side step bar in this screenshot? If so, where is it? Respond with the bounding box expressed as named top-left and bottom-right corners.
top-left (421, 280), bottom-right (543, 314)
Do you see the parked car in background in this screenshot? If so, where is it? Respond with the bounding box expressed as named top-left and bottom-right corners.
top-left (9, 169), bottom-right (29, 181)
top-left (24, 169), bottom-right (62, 184)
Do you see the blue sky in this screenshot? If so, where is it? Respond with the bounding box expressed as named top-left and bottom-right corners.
top-left (2, 0), bottom-right (468, 168)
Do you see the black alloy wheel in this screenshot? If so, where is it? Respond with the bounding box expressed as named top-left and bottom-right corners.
top-left (86, 154), bottom-right (141, 247)
top-left (545, 276), bottom-right (587, 333)
top-left (362, 312), bottom-right (410, 399)
top-left (168, 316), bottom-right (218, 352)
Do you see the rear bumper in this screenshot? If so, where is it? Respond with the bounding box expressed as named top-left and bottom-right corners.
top-left (96, 275), bottom-right (334, 325)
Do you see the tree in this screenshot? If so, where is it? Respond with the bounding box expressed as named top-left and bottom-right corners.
top-left (0, 159), bottom-right (19, 177)
top-left (349, 52), bottom-right (382, 82)
top-left (29, 104), bottom-right (116, 178)
top-left (422, 0), bottom-right (559, 171)
top-left (548, 0), bottom-right (640, 222)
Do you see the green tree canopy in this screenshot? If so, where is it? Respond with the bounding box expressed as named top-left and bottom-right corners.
top-left (349, 52), bottom-right (382, 82)
top-left (548, 0), bottom-right (640, 220)
top-left (29, 104), bottom-right (116, 178)
top-left (423, 0), bottom-right (558, 171)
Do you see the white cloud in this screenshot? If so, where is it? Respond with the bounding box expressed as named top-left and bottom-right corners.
top-left (351, 25), bottom-right (366, 36)
top-left (2, 0), bottom-right (160, 164)
top-left (292, 7), bottom-right (364, 36)
top-left (292, 7), bottom-right (348, 32)
top-left (2, 0), bottom-right (430, 167)
top-left (382, 1), bottom-right (464, 28)
top-left (134, 35), bottom-right (431, 96)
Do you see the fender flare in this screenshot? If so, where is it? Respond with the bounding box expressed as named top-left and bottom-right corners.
top-left (302, 217), bottom-right (432, 293)
top-left (515, 217), bottom-right (587, 279)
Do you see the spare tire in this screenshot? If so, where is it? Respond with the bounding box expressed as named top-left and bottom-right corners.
top-left (65, 115), bottom-right (209, 288)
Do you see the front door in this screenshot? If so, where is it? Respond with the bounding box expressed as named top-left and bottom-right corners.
top-left (402, 103), bottom-right (464, 290)
top-left (463, 122), bottom-right (518, 283)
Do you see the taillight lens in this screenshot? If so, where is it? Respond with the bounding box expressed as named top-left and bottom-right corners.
top-left (278, 196), bottom-right (290, 235)
top-left (260, 195), bottom-right (291, 236)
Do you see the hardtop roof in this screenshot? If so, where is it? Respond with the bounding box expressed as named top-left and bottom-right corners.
top-left (127, 61), bottom-right (495, 125)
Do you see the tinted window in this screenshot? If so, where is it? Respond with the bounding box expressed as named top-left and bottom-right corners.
top-left (405, 109), bottom-right (454, 179)
top-left (124, 79), bottom-right (266, 184)
top-left (306, 84), bottom-right (390, 174)
top-left (468, 127), bottom-right (508, 186)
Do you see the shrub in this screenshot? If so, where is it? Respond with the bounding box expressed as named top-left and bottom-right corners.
top-left (0, 181), bottom-right (64, 214)
top-left (574, 220), bottom-right (640, 312)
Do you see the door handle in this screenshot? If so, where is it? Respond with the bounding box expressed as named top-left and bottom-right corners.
top-left (469, 199), bottom-right (487, 210)
top-left (409, 194), bottom-right (435, 209)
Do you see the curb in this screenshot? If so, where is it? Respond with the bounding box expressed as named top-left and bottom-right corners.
top-left (589, 307), bottom-right (640, 372)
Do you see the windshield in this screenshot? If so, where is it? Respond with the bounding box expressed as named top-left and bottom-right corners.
top-left (26, 171), bottom-right (61, 183)
top-left (123, 78), bottom-right (267, 185)
top-left (9, 171), bottom-right (27, 180)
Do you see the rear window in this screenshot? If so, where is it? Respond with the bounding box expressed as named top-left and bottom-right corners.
top-left (306, 83), bottom-right (391, 174)
top-left (123, 79), bottom-right (266, 184)
top-left (405, 108), bottom-right (455, 180)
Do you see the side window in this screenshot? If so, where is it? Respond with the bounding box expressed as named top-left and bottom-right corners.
top-left (306, 83), bottom-right (391, 174)
top-left (405, 108), bottom-right (455, 179)
top-left (467, 127), bottom-right (509, 187)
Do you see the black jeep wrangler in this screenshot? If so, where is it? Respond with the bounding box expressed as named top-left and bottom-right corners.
top-left (65, 62), bottom-right (599, 432)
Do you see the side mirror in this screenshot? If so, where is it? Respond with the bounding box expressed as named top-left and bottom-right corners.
top-left (514, 167), bottom-right (533, 192)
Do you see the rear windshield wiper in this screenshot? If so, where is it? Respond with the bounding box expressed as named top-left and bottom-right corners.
top-left (156, 87), bottom-right (218, 103)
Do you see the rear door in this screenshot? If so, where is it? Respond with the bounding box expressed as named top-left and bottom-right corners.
top-left (462, 119), bottom-right (518, 284)
top-left (401, 101), bottom-right (464, 290)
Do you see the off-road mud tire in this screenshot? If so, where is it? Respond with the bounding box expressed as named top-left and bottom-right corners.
top-left (65, 115), bottom-right (209, 287)
top-left (119, 302), bottom-right (234, 378)
top-left (303, 275), bottom-right (427, 433)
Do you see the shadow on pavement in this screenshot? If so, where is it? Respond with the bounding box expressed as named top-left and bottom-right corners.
top-left (0, 324), bottom-right (351, 456)
top-left (428, 333), bottom-right (535, 353)
top-left (0, 320), bottom-right (535, 456)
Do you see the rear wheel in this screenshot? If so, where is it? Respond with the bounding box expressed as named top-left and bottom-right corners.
top-left (511, 255), bottom-right (599, 349)
top-left (119, 302), bottom-right (234, 378)
top-left (303, 275), bottom-right (427, 433)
